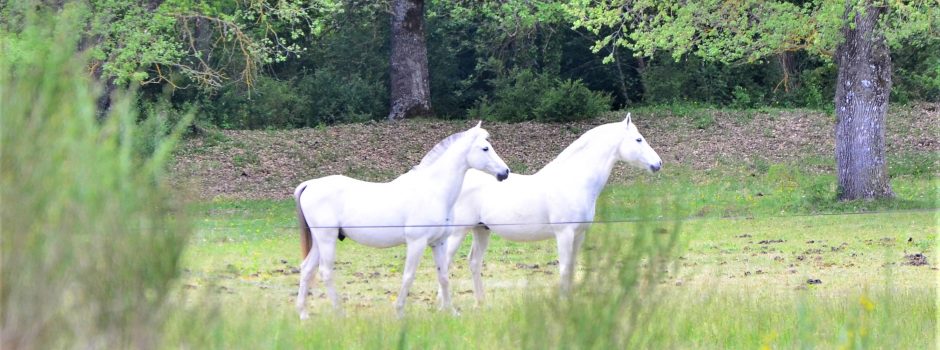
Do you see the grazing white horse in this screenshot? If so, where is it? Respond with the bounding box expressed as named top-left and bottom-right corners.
top-left (295, 122), bottom-right (510, 319)
top-left (444, 114), bottom-right (661, 303)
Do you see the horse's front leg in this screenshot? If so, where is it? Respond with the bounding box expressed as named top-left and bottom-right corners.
top-left (437, 228), bottom-right (467, 302)
top-left (555, 228), bottom-right (577, 296)
top-left (468, 227), bottom-right (491, 305)
top-left (396, 237), bottom-right (428, 318)
top-left (431, 242), bottom-right (458, 315)
top-left (443, 228), bottom-right (468, 276)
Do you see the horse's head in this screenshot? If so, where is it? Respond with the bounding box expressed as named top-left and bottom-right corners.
top-left (616, 113), bottom-right (662, 172)
top-left (465, 121), bottom-right (510, 181)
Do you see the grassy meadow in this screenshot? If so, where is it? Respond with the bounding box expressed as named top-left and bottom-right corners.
top-left (166, 163), bottom-right (938, 349)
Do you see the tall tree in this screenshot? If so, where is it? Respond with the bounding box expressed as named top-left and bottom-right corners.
top-left (571, 0), bottom-right (937, 201)
top-left (833, 2), bottom-right (893, 199)
top-left (389, 0), bottom-right (432, 120)
top-left (6, 0), bottom-right (337, 114)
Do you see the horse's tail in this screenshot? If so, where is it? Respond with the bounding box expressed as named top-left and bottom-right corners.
top-left (295, 182), bottom-right (313, 261)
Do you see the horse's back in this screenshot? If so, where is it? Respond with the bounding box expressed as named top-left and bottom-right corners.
top-left (296, 174), bottom-right (448, 247)
top-left (457, 171), bottom-right (596, 241)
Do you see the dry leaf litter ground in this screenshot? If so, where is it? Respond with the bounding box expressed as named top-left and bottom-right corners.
top-left (173, 104), bottom-right (939, 200)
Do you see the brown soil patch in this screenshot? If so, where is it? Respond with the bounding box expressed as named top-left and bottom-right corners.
top-left (172, 104), bottom-right (940, 200)
top-left (904, 253), bottom-right (929, 266)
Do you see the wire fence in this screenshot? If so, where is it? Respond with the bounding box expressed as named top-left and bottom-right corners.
top-left (197, 208), bottom-right (939, 231)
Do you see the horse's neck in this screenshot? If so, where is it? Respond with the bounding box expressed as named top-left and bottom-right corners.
top-left (403, 152), bottom-right (470, 207)
top-left (536, 139), bottom-right (618, 200)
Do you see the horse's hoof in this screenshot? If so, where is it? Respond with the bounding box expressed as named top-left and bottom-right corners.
top-left (299, 312), bottom-right (309, 321)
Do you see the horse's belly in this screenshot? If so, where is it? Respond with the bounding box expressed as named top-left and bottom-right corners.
top-left (341, 227), bottom-right (406, 248)
top-left (490, 225), bottom-right (556, 242)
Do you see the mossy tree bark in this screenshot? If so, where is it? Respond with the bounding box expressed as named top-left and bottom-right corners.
top-left (833, 1), bottom-right (894, 200)
top-left (388, 0), bottom-right (432, 120)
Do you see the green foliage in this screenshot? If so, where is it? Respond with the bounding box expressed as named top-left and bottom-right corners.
top-left (571, 0), bottom-right (935, 65)
top-left (570, 0), bottom-right (937, 111)
top-left (179, 2), bottom-right (388, 128)
top-left (134, 0), bottom-right (938, 126)
top-left (472, 69), bottom-right (555, 122)
top-left (300, 69), bottom-right (387, 125)
top-left (471, 69), bottom-right (611, 122)
top-left (730, 86), bottom-right (756, 109)
top-left (536, 78), bottom-right (613, 122)
top-left (3, 0), bottom-right (340, 90)
top-left (197, 63), bottom-right (386, 130)
top-left (891, 37), bottom-right (940, 102)
top-left (204, 75), bottom-right (307, 129)
top-left (0, 7), bottom-right (192, 348)
top-left (10, 0), bottom-right (934, 127)
top-left (639, 54), bottom-right (775, 106)
top-left (794, 63), bottom-right (838, 109)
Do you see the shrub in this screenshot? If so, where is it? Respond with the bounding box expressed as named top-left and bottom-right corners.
top-left (203, 75), bottom-right (308, 129)
top-left (201, 69), bottom-right (386, 129)
top-left (729, 85), bottom-right (759, 109)
top-left (299, 69), bottom-right (387, 125)
top-left (471, 69), bottom-right (611, 122)
top-left (535, 79), bottom-right (613, 122)
top-left (1, 6), bottom-right (192, 348)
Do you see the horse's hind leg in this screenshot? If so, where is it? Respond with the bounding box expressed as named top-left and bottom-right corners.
top-left (396, 237), bottom-right (428, 318)
top-left (315, 232), bottom-right (344, 316)
top-left (296, 236), bottom-right (321, 320)
top-left (431, 242), bottom-right (458, 315)
top-left (469, 227), bottom-right (490, 305)
top-left (556, 229), bottom-right (576, 296)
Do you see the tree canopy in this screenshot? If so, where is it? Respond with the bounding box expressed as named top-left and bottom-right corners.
top-left (568, 0), bottom-right (937, 64)
top-left (2, 0), bottom-right (936, 127)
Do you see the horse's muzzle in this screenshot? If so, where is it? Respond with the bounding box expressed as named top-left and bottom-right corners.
top-left (496, 169), bottom-right (510, 182)
top-left (649, 162), bottom-right (662, 172)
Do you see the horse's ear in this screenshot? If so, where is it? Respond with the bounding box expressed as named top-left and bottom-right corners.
top-left (623, 112), bottom-right (632, 124)
top-left (475, 120), bottom-right (482, 129)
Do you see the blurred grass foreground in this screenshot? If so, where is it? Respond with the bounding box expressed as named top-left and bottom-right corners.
top-left (1, 4), bottom-right (192, 349)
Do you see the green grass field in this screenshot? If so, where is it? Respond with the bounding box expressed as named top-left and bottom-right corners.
top-left (167, 168), bottom-right (938, 349)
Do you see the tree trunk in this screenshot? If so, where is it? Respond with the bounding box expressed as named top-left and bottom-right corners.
top-left (388, 0), bottom-right (432, 120)
top-left (833, 1), bottom-right (894, 200)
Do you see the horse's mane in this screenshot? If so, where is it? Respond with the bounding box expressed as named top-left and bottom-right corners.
top-left (412, 129), bottom-right (479, 170)
top-left (537, 123), bottom-right (614, 173)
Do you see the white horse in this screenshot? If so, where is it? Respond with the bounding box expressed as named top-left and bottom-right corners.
top-left (295, 122), bottom-right (510, 319)
top-left (444, 114), bottom-right (661, 303)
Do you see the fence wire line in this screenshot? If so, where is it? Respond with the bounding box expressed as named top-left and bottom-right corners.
top-left (199, 208), bottom-right (939, 230)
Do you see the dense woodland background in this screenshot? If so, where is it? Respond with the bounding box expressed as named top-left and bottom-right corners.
top-left (4, 1), bottom-right (937, 129)
top-left (2, 2), bottom-right (938, 349)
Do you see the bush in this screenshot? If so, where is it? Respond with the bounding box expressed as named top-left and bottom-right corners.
top-left (299, 69), bottom-right (387, 125)
top-left (535, 79), bottom-right (613, 122)
top-left (471, 69), bottom-right (611, 122)
top-left (793, 64), bottom-right (836, 109)
top-left (891, 38), bottom-right (940, 103)
top-left (200, 69), bottom-right (386, 129)
top-left (1, 6), bottom-right (192, 348)
top-left (202, 75), bottom-right (308, 129)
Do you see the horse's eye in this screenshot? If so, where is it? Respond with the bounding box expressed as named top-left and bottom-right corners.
top-left (482, 147), bottom-right (489, 152)
top-left (636, 138), bottom-right (643, 143)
